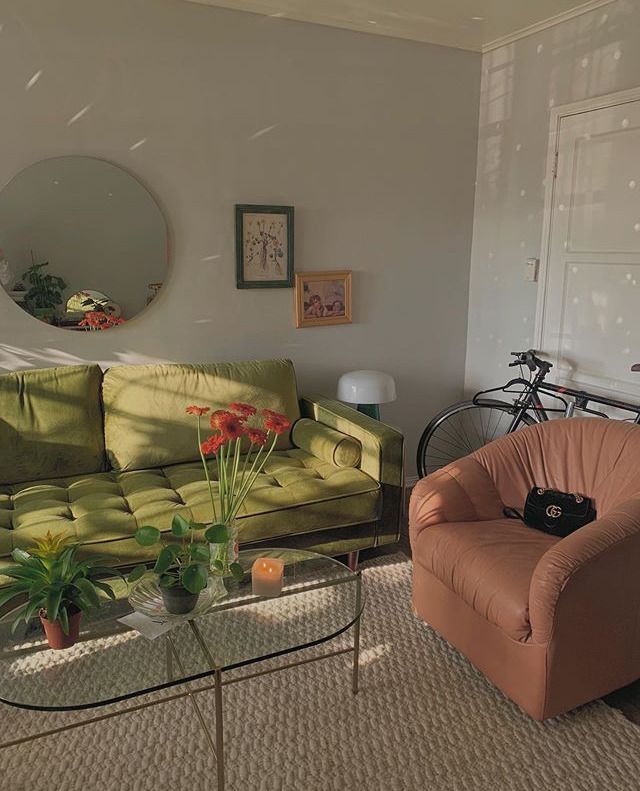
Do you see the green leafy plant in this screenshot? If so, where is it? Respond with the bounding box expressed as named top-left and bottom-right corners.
top-left (0, 532), bottom-right (118, 635)
top-left (21, 260), bottom-right (67, 314)
top-left (127, 514), bottom-right (242, 592)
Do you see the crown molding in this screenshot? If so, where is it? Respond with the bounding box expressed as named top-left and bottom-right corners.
top-left (482, 0), bottom-right (617, 53)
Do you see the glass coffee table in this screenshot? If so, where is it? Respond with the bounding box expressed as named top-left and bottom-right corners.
top-left (0, 549), bottom-right (364, 790)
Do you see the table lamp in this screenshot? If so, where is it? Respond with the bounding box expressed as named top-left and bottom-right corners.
top-left (337, 370), bottom-right (397, 419)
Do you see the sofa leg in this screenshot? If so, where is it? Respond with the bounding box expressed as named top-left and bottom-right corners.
top-left (347, 551), bottom-right (359, 572)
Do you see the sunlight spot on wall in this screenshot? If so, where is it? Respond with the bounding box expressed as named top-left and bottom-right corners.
top-left (627, 273), bottom-right (634, 280)
top-left (516, 143), bottom-right (522, 152)
top-left (623, 347), bottom-right (631, 355)
top-left (268, 11), bottom-right (285, 17)
top-left (622, 118), bottom-right (630, 128)
top-left (488, 251), bottom-right (494, 259)
top-left (614, 50), bottom-right (622, 60)
top-left (572, 266), bottom-right (579, 274)
top-left (129, 138), bottom-right (147, 151)
top-left (201, 254), bottom-right (221, 262)
top-left (572, 297), bottom-right (579, 304)
top-left (248, 124), bottom-right (277, 140)
top-left (559, 203), bottom-right (565, 212)
top-left (537, 44), bottom-right (544, 54)
top-left (634, 224), bottom-right (640, 232)
top-left (67, 104), bottom-right (92, 126)
top-left (549, 98), bottom-right (555, 108)
top-left (195, 319), bottom-right (213, 324)
top-left (520, 189), bottom-right (526, 197)
top-left (523, 316), bottom-right (528, 324)
top-left (629, 180), bottom-right (637, 190)
top-left (581, 57), bottom-right (589, 68)
top-left (616, 316), bottom-right (624, 324)
top-left (26, 70), bottom-right (42, 90)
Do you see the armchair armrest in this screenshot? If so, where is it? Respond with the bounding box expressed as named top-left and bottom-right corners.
top-left (529, 497), bottom-right (640, 643)
top-left (409, 457), bottom-right (504, 544)
top-left (300, 395), bottom-right (403, 487)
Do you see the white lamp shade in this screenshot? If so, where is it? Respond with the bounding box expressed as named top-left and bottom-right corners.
top-left (337, 370), bottom-right (397, 405)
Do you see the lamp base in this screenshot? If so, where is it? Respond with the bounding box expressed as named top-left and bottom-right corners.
top-left (356, 403), bottom-right (380, 420)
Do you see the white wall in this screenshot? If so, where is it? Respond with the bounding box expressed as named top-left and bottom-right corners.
top-left (465, 0), bottom-right (640, 393)
top-left (0, 0), bottom-right (480, 473)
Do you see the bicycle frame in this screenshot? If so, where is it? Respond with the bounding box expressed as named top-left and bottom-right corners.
top-left (474, 371), bottom-right (640, 431)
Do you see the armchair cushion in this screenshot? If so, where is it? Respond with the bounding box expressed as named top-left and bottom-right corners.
top-left (292, 418), bottom-right (361, 468)
top-left (414, 518), bottom-right (558, 641)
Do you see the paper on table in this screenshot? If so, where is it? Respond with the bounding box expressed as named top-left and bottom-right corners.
top-left (118, 611), bottom-right (175, 640)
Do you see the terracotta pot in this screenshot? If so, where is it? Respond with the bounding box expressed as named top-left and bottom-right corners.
top-left (161, 585), bottom-right (200, 615)
top-left (39, 608), bottom-right (82, 650)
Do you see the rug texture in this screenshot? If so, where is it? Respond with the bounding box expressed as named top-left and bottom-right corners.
top-left (2, 554), bottom-right (640, 791)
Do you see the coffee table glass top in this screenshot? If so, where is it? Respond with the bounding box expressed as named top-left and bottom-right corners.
top-left (0, 549), bottom-right (363, 711)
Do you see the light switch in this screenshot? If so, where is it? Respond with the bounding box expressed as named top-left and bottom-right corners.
top-left (525, 257), bottom-right (539, 282)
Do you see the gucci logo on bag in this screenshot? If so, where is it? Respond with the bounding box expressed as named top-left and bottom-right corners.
top-left (537, 488), bottom-right (546, 495)
top-left (575, 495), bottom-right (584, 503)
top-left (546, 504), bottom-right (563, 519)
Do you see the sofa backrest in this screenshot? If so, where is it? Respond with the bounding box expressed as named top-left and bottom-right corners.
top-left (103, 359), bottom-right (301, 472)
top-left (0, 364), bottom-right (106, 485)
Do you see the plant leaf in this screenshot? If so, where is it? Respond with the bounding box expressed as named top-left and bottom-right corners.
top-left (92, 580), bottom-right (116, 600)
top-left (190, 543), bottom-right (210, 562)
top-left (46, 587), bottom-right (63, 624)
top-left (171, 514), bottom-right (191, 538)
top-left (154, 547), bottom-right (175, 574)
top-left (159, 574), bottom-right (177, 588)
top-left (127, 564), bottom-right (147, 583)
top-left (59, 606), bottom-right (70, 636)
top-left (229, 562), bottom-right (244, 581)
top-left (10, 548), bottom-right (32, 565)
top-left (74, 578), bottom-right (101, 609)
top-left (204, 524), bottom-right (229, 544)
top-left (134, 526), bottom-right (161, 547)
top-left (182, 564), bottom-right (208, 594)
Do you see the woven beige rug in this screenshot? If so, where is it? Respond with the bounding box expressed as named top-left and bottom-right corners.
top-left (1, 554), bottom-right (640, 791)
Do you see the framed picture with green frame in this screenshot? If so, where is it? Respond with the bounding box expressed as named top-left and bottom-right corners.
top-left (235, 204), bottom-right (294, 289)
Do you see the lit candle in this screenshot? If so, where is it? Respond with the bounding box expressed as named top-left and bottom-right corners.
top-left (251, 557), bottom-right (284, 597)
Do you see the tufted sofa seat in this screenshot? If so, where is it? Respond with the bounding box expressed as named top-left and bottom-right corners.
top-left (0, 359), bottom-right (404, 574)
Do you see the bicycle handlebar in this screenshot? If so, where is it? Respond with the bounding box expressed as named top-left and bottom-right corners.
top-left (509, 349), bottom-right (552, 373)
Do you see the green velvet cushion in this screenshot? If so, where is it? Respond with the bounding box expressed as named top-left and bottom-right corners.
top-left (0, 365), bottom-right (105, 486)
top-left (0, 449), bottom-right (380, 570)
top-left (292, 418), bottom-right (361, 468)
top-left (102, 359), bottom-right (301, 472)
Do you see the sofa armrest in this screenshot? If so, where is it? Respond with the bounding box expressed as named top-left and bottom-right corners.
top-left (529, 497), bottom-right (640, 643)
top-left (291, 418), bottom-right (361, 468)
top-left (409, 457), bottom-right (504, 544)
top-left (300, 395), bottom-right (404, 487)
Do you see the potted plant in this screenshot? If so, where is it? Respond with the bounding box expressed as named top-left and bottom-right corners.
top-left (0, 532), bottom-right (119, 650)
top-left (127, 515), bottom-right (229, 615)
top-left (21, 259), bottom-right (67, 322)
top-left (186, 402), bottom-right (291, 577)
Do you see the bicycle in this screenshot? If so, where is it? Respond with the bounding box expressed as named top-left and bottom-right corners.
top-left (417, 349), bottom-right (640, 478)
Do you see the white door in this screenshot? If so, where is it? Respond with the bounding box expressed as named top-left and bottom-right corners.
top-left (537, 96), bottom-right (640, 401)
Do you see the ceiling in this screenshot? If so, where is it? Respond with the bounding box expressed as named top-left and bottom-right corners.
top-left (184, 0), bottom-right (614, 52)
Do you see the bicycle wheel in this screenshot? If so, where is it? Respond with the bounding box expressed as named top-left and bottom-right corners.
top-left (417, 399), bottom-right (536, 478)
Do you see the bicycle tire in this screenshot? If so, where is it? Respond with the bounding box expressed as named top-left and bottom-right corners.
top-left (416, 399), bottom-right (537, 478)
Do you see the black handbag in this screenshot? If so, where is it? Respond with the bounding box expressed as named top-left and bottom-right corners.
top-left (504, 487), bottom-right (596, 538)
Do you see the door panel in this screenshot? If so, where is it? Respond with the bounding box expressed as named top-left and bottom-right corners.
top-left (539, 98), bottom-right (640, 400)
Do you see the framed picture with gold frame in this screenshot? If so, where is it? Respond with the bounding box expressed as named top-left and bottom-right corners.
top-left (295, 271), bottom-right (352, 328)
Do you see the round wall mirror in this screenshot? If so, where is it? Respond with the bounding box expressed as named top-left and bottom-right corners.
top-left (0, 156), bottom-right (168, 331)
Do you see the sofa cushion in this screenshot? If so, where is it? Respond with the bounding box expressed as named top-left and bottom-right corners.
top-left (292, 418), bottom-right (361, 468)
top-left (102, 359), bottom-right (301, 472)
top-left (413, 519), bottom-right (559, 641)
top-left (0, 448), bottom-right (379, 570)
top-left (0, 364), bottom-right (105, 486)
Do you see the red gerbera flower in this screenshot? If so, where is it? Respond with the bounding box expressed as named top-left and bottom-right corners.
top-left (217, 413), bottom-right (246, 440)
top-left (186, 405), bottom-right (210, 416)
top-left (246, 428), bottom-right (268, 447)
top-left (210, 410), bottom-right (235, 429)
top-left (230, 402), bottom-right (257, 418)
top-left (263, 413), bottom-right (291, 436)
top-left (201, 434), bottom-right (226, 456)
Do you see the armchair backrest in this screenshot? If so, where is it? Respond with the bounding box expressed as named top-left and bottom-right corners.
top-left (471, 418), bottom-right (640, 516)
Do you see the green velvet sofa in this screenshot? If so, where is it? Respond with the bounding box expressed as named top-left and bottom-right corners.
top-left (0, 359), bottom-right (404, 574)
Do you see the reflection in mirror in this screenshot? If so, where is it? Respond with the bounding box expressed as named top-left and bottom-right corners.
top-left (0, 156), bottom-right (167, 331)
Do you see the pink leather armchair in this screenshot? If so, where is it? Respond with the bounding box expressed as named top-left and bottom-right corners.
top-left (409, 417), bottom-right (640, 720)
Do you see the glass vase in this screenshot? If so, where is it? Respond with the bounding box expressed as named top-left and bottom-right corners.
top-left (209, 518), bottom-right (239, 579)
